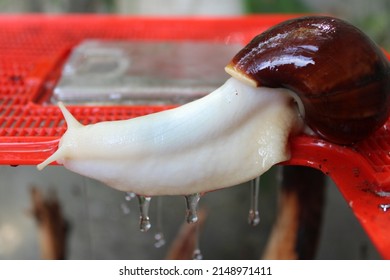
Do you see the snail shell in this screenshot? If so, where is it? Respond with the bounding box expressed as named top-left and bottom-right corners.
top-left (225, 16), bottom-right (390, 144)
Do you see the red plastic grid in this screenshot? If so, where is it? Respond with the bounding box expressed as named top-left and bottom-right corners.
top-left (0, 15), bottom-right (389, 259)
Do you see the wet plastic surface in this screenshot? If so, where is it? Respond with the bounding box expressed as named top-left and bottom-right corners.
top-left (53, 40), bottom-right (241, 104)
top-left (0, 15), bottom-right (389, 259)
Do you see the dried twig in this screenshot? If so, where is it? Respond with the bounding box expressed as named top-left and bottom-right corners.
top-left (263, 166), bottom-right (326, 259)
top-left (165, 208), bottom-right (207, 260)
top-left (29, 186), bottom-right (68, 260)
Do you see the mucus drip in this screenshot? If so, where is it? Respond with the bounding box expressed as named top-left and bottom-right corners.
top-left (154, 197), bottom-right (166, 248)
top-left (192, 222), bottom-right (203, 260)
top-left (184, 193), bottom-right (201, 224)
top-left (379, 204), bottom-right (390, 212)
top-left (125, 192), bottom-right (136, 201)
top-left (137, 195), bottom-right (152, 232)
top-left (248, 177), bottom-right (261, 226)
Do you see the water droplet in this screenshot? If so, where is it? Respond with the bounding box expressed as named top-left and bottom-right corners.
top-left (154, 197), bottom-right (165, 248)
top-left (192, 248), bottom-right (203, 260)
top-left (154, 232), bottom-right (166, 248)
top-left (248, 177), bottom-right (261, 226)
top-left (248, 209), bottom-right (260, 226)
top-left (376, 191), bottom-right (390, 197)
top-left (120, 202), bottom-right (131, 215)
top-left (137, 195), bottom-right (152, 232)
top-left (125, 192), bottom-right (136, 201)
top-left (379, 204), bottom-right (390, 212)
top-left (184, 193), bottom-right (201, 224)
top-left (192, 222), bottom-right (203, 260)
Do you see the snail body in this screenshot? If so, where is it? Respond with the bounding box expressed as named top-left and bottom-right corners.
top-left (226, 16), bottom-right (390, 144)
top-left (37, 78), bottom-right (301, 195)
top-left (38, 16), bottom-right (390, 196)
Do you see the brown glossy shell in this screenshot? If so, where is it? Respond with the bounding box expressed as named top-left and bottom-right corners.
top-left (225, 16), bottom-right (390, 144)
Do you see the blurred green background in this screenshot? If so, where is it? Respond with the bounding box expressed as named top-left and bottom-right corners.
top-left (0, 0), bottom-right (388, 50)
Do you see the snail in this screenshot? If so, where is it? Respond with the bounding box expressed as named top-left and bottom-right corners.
top-left (37, 16), bottom-right (390, 196)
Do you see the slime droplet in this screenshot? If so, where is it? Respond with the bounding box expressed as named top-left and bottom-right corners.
top-left (192, 222), bottom-right (203, 260)
top-left (192, 248), bottom-right (203, 260)
top-left (137, 195), bottom-right (152, 232)
top-left (184, 193), bottom-right (201, 224)
top-left (248, 177), bottom-right (261, 226)
top-left (125, 192), bottom-right (136, 201)
top-left (154, 232), bottom-right (166, 248)
top-left (154, 197), bottom-right (166, 248)
top-left (379, 204), bottom-right (390, 212)
top-left (120, 202), bottom-right (131, 215)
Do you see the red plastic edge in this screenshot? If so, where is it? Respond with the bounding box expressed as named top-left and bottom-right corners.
top-left (0, 15), bottom-right (389, 259)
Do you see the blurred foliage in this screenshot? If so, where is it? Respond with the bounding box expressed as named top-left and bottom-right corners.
top-left (243, 0), bottom-right (390, 51)
top-left (353, 13), bottom-right (390, 51)
top-left (244, 0), bottom-right (310, 13)
top-left (0, 0), bottom-right (388, 51)
top-left (0, 0), bottom-right (116, 13)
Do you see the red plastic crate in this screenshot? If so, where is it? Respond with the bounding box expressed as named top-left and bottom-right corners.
top-left (0, 15), bottom-right (389, 259)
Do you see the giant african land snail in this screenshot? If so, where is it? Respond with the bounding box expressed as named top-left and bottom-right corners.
top-left (37, 16), bottom-right (390, 196)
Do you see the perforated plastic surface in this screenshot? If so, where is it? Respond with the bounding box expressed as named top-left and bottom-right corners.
top-left (0, 15), bottom-right (389, 259)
